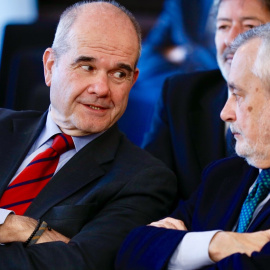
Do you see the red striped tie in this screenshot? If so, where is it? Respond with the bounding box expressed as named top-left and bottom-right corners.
top-left (0, 134), bottom-right (74, 215)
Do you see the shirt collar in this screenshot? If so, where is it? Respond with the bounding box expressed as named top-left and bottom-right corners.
top-left (34, 110), bottom-right (104, 152)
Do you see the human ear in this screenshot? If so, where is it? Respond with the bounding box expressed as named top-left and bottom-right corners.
top-left (132, 68), bottom-right (139, 86)
top-left (43, 48), bottom-right (55, 87)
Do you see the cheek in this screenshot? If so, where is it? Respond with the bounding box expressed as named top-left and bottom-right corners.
top-left (215, 34), bottom-right (225, 54)
top-left (240, 106), bottom-right (257, 135)
top-left (112, 85), bottom-right (131, 108)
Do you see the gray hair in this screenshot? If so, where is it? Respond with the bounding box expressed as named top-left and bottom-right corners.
top-left (228, 23), bottom-right (270, 87)
top-left (52, 0), bottom-right (142, 66)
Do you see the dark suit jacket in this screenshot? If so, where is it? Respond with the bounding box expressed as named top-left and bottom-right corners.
top-left (116, 156), bottom-right (270, 270)
top-left (0, 108), bottom-right (177, 270)
top-left (143, 69), bottom-right (228, 199)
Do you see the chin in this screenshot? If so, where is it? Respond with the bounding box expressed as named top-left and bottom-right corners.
top-left (237, 146), bottom-right (268, 168)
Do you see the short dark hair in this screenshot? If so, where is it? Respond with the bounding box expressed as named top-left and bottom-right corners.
top-left (212, 0), bottom-right (270, 18)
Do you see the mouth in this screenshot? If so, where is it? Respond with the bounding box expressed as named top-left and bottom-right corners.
top-left (88, 104), bottom-right (103, 110)
top-left (231, 128), bottom-right (241, 138)
top-left (82, 103), bottom-right (109, 112)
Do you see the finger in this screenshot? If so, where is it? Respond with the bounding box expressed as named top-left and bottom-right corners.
top-left (147, 222), bottom-right (164, 228)
top-left (149, 221), bottom-right (175, 229)
top-left (160, 217), bottom-right (187, 230)
top-left (149, 218), bottom-right (187, 230)
top-left (263, 229), bottom-right (270, 240)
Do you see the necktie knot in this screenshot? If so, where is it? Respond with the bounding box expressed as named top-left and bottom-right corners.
top-left (257, 168), bottom-right (270, 190)
top-left (51, 134), bottom-right (75, 156)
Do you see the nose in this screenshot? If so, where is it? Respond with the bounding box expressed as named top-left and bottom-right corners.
top-left (87, 73), bottom-right (110, 97)
top-left (220, 95), bottom-right (236, 123)
top-left (224, 25), bottom-right (241, 47)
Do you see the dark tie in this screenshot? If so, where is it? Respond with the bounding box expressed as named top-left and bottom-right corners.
top-left (0, 134), bottom-right (74, 215)
top-left (236, 169), bottom-right (270, 232)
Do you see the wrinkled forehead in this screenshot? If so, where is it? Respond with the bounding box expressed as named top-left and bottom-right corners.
top-left (68, 3), bottom-right (139, 58)
top-left (229, 39), bottom-right (261, 81)
top-left (217, 0), bottom-right (270, 15)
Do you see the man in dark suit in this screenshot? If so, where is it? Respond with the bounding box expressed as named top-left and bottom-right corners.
top-left (0, 1), bottom-right (177, 269)
top-left (143, 0), bottom-right (270, 199)
top-left (116, 23), bottom-right (270, 270)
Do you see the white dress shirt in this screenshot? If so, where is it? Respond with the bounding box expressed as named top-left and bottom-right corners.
top-left (168, 172), bottom-right (270, 269)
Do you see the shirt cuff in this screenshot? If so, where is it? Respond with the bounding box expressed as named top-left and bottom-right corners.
top-left (0, 208), bottom-right (14, 225)
top-left (168, 230), bottom-right (221, 270)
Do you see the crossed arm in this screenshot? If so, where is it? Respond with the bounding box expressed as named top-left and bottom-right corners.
top-left (150, 217), bottom-right (270, 263)
top-left (0, 214), bottom-right (69, 244)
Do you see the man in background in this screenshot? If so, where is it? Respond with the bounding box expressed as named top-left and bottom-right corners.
top-left (143, 0), bottom-right (270, 199)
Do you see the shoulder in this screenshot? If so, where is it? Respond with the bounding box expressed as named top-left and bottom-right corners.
top-left (162, 69), bottom-right (225, 101)
top-left (119, 134), bottom-right (176, 171)
top-left (167, 69), bottom-right (223, 85)
top-left (157, 69), bottom-right (226, 116)
top-left (94, 125), bottom-right (176, 178)
top-left (0, 108), bottom-right (44, 121)
top-left (202, 156), bottom-right (257, 182)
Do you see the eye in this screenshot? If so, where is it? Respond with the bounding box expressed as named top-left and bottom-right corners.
top-left (232, 92), bottom-right (243, 103)
top-left (216, 23), bottom-right (230, 31)
top-left (243, 24), bottom-right (256, 30)
top-left (81, 65), bottom-right (94, 71)
top-left (109, 70), bottom-right (130, 82)
top-left (113, 71), bottom-right (127, 79)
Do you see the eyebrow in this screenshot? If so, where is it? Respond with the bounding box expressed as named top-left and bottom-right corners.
top-left (117, 63), bottom-right (134, 73)
top-left (227, 82), bottom-right (244, 93)
top-left (72, 56), bottom-right (134, 72)
top-left (73, 56), bottom-right (96, 65)
top-left (217, 16), bottom-right (263, 22)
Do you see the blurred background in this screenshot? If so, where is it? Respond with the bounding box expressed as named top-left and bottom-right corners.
top-left (0, 0), bottom-right (217, 146)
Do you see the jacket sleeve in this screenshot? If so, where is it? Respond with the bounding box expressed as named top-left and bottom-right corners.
top-left (115, 180), bottom-right (202, 270)
top-left (0, 164), bottom-right (177, 270)
top-left (201, 242), bottom-right (270, 270)
top-left (115, 226), bottom-right (188, 270)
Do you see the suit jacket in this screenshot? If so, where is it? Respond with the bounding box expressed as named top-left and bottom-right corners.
top-left (143, 69), bottom-right (228, 199)
top-left (0, 108), bottom-right (177, 270)
top-left (116, 156), bottom-right (270, 270)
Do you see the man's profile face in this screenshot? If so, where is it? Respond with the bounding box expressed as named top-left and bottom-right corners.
top-left (215, 0), bottom-right (270, 80)
top-left (43, 4), bottom-right (139, 136)
top-left (221, 38), bottom-right (270, 168)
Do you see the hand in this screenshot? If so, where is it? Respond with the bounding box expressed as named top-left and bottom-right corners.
top-left (0, 214), bottom-right (70, 244)
top-left (149, 217), bottom-right (187, 230)
top-left (209, 230), bottom-right (270, 262)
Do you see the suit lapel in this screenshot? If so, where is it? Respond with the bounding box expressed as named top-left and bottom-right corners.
top-left (219, 166), bottom-right (259, 231)
top-left (0, 112), bottom-right (46, 196)
top-left (25, 124), bottom-right (121, 218)
top-left (189, 82), bottom-right (228, 170)
top-left (196, 159), bottom-right (259, 231)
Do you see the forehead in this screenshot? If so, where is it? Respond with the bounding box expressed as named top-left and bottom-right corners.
top-left (66, 4), bottom-right (139, 64)
top-left (217, 0), bottom-right (270, 20)
top-left (229, 39), bottom-right (261, 86)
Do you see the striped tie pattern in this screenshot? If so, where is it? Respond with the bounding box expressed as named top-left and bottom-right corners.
top-left (0, 134), bottom-right (74, 215)
top-left (237, 168), bottom-right (270, 232)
